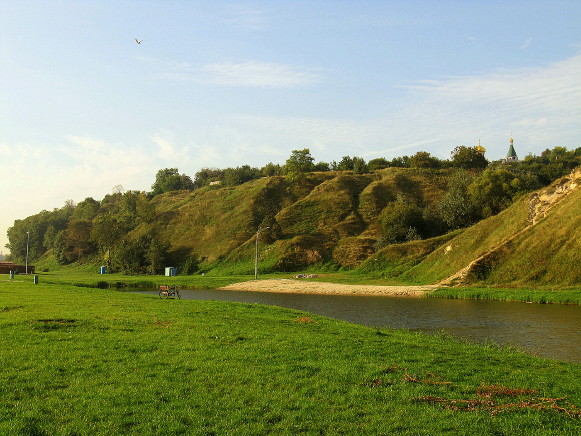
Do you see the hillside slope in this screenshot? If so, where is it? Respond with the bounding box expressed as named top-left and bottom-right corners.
top-left (147, 169), bottom-right (450, 272)
top-left (400, 168), bottom-right (581, 286)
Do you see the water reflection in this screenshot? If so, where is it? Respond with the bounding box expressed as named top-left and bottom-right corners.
top-left (131, 288), bottom-right (581, 363)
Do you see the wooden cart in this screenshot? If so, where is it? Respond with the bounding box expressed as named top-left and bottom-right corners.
top-left (159, 285), bottom-right (180, 299)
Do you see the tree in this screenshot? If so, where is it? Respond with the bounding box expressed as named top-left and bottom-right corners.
top-left (368, 157), bottom-right (389, 171)
top-left (451, 146), bottom-right (488, 169)
top-left (313, 161), bottom-right (331, 172)
top-left (135, 193), bottom-right (156, 223)
top-left (43, 225), bottom-right (58, 250)
top-left (410, 151), bottom-right (441, 169)
top-left (151, 168), bottom-right (195, 196)
top-left (222, 165), bottom-right (261, 186)
top-left (468, 168), bottom-right (538, 218)
top-left (261, 162), bottom-right (282, 177)
top-left (90, 214), bottom-right (128, 268)
top-left (352, 157), bottom-right (368, 174)
top-left (65, 219), bottom-right (95, 260)
top-left (377, 197), bottom-right (425, 245)
top-left (73, 197), bottom-right (100, 220)
top-left (390, 156), bottom-right (410, 168)
top-left (53, 230), bottom-right (73, 264)
top-left (194, 167), bottom-right (225, 187)
top-left (284, 149), bottom-right (314, 182)
top-left (146, 236), bottom-right (170, 275)
top-left (337, 156), bottom-right (355, 171)
top-left (436, 170), bottom-right (477, 229)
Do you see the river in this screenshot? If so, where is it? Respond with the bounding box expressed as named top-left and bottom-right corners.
top-left (130, 288), bottom-right (581, 363)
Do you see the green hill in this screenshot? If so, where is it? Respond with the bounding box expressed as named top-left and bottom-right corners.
top-left (9, 162), bottom-right (580, 287)
top-left (146, 169), bottom-right (450, 274)
top-left (397, 167), bottom-right (581, 286)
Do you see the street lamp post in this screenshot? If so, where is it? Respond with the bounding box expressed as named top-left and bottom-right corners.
top-left (25, 231), bottom-right (30, 275)
top-left (254, 226), bottom-right (270, 280)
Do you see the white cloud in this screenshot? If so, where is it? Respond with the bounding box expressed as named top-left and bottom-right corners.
top-left (151, 56), bottom-right (322, 88)
top-left (198, 62), bottom-right (321, 87)
top-left (211, 54), bottom-right (581, 162)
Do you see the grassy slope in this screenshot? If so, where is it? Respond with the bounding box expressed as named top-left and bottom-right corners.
top-left (2, 281), bottom-right (581, 435)
top-left (355, 231), bottom-right (463, 280)
top-left (145, 170), bottom-right (452, 269)
top-left (400, 199), bottom-right (530, 284)
top-left (485, 187), bottom-right (581, 286)
top-left (401, 172), bottom-right (581, 286)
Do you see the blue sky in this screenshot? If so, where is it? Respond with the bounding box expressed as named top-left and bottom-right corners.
top-left (1, 0), bottom-right (580, 252)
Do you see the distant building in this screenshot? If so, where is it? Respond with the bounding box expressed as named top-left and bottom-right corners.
top-left (0, 262), bottom-right (35, 274)
top-left (475, 139), bottom-right (486, 156)
top-left (504, 136), bottom-right (519, 162)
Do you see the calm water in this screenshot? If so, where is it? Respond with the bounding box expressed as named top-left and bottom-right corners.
top-left (130, 288), bottom-right (581, 363)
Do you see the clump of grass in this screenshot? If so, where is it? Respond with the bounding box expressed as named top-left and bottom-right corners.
top-left (429, 286), bottom-right (581, 305)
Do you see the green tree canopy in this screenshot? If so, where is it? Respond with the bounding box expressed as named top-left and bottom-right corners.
top-left (410, 151), bottom-right (441, 169)
top-left (352, 157), bottom-right (369, 174)
top-left (378, 198), bottom-right (425, 245)
top-left (368, 158), bottom-right (389, 171)
top-left (436, 170), bottom-right (478, 229)
top-left (284, 149), bottom-right (314, 181)
top-left (337, 156), bottom-right (355, 171)
top-left (451, 146), bottom-right (488, 169)
top-left (151, 168), bottom-right (195, 196)
top-left (468, 168), bottom-right (539, 218)
top-left (72, 197), bottom-right (100, 220)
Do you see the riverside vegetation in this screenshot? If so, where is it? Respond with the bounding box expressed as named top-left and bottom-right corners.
top-left (1, 280), bottom-right (581, 435)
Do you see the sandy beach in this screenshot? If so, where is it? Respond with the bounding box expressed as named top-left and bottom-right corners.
top-left (219, 279), bottom-right (442, 297)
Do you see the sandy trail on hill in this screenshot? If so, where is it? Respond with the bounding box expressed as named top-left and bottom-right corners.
top-left (219, 279), bottom-right (442, 297)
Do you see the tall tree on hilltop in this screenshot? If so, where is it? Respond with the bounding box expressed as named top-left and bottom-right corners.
top-left (151, 168), bottom-right (195, 196)
top-left (284, 149), bottom-right (315, 182)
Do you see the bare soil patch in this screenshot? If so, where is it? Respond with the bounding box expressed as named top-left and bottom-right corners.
top-left (219, 279), bottom-right (441, 297)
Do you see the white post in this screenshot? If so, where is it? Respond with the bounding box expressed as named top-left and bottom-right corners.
top-left (254, 226), bottom-right (270, 280)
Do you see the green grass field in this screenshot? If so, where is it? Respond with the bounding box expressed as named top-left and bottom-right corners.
top-left (1, 279), bottom-right (581, 434)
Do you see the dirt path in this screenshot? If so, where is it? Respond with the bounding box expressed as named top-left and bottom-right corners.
top-left (219, 279), bottom-right (442, 297)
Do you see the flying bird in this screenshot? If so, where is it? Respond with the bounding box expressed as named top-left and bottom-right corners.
top-left (135, 38), bottom-right (142, 44)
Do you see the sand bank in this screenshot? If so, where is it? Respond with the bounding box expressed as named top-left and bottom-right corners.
top-left (219, 279), bottom-right (442, 297)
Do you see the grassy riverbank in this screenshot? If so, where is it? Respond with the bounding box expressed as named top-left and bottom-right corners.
top-left (18, 270), bottom-right (581, 305)
top-left (2, 280), bottom-right (581, 434)
top-left (429, 286), bottom-right (581, 305)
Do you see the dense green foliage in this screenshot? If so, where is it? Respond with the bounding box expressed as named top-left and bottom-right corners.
top-left (283, 148), bottom-right (315, 181)
top-left (451, 145), bottom-right (489, 169)
top-left (2, 280), bottom-right (581, 434)
top-left (150, 168), bottom-right (195, 196)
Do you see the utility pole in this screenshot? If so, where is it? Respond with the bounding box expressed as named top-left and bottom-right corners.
top-left (254, 226), bottom-right (270, 280)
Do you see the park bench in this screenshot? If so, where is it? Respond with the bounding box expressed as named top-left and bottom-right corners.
top-left (159, 285), bottom-right (180, 299)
